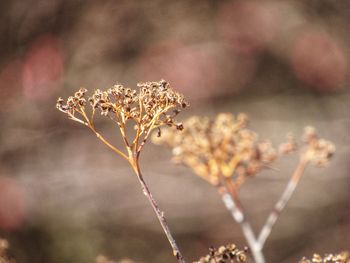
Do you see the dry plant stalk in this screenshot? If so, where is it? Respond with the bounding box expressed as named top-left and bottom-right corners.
top-left (299, 251), bottom-right (350, 263)
top-left (153, 113), bottom-right (335, 263)
top-left (57, 80), bottom-right (188, 263)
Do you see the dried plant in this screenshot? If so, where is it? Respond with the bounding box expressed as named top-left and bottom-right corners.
top-left (153, 113), bottom-right (335, 263)
top-left (193, 243), bottom-right (248, 263)
top-left (57, 80), bottom-right (188, 263)
top-left (299, 251), bottom-right (350, 263)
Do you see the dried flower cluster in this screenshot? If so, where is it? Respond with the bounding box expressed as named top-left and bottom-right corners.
top-left (299, 252), bottom-right (350, 263)
top-left (153, 113), bottom-right (277, 186)
top-left (302, 126), bottom-right (335, 166)
top-left (57, 80), bottom-right (188, 159)
top-left (57, 80), bottom-right (188, 263)
top-left (193, 244), bottom-right (247, 263)
top-left (0, 239), bottom-right (15, 263)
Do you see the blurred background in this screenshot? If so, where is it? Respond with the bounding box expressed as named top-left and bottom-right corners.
top-left (0, 0), bottom-right (350, 262)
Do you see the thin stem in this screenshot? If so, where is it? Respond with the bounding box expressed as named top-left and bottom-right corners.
top-left (131, 160), bottom-right (186, 263)
top-left (218, 184), bottom-right (266, 263)
top-left (257, 158), bottom-right (308, 247)
top-left (88, 124), bottom-right (130, 162)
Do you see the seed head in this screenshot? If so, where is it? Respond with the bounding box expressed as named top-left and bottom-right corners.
top-left (193, 243), bottom-right (247, 263)
top-left (302, 127), bottom-right (335, 166)
top-left (299, 251), bottom-right (350, 263)
top-left (153, 113), bottom-right (277, 186)
top-left (56, 80), bottom-right (188, 157)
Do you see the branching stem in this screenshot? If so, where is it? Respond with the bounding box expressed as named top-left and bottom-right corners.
top-left (257, 158), bottom-right (308, 247)
top-left (218, 182), bottom-right (266, 263)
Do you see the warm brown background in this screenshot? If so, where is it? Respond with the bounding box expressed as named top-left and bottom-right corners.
top-left (0, 0), bottom-right (350, 262)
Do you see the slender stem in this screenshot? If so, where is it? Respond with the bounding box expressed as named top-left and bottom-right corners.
top-left (218, 185), bottom-right (266, 263)
top-left (88, 124), bottom-right (130, 162)
top-left (257, 158), bottom-right (308, 247)
top-left (131, 160), bottom-right (186, 263)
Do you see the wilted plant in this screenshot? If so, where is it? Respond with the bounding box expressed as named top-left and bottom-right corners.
top-left (57, 80), bottom-right (188, 263)
top-left (153, 113), bottom-right (335, 263)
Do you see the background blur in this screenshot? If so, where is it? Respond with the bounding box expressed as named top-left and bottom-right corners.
top-left (0, 0), bottom-right (350, 262)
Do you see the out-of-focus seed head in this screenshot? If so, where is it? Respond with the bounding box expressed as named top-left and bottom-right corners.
top-left (0, 238), bottom-right (15, 263)
top-left (153, 113), bottom-right (278, 186)
top-left (299, 251), bottom-right (350, 263)
top-left (193, 243), bottom-right (247, 263)
top-left (279, 133), bottom-right (298, 155)
top-left (302, 127), bottom-right (335, 167)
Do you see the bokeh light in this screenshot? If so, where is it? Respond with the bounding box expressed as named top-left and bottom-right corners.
top-left (218, 1), bottom-right (278, 55)
top-left (0, 59), bottom-right (23, 112)
top-left (138, 40), bottom-right (256, 101)
top-left (0, 176), bottom-right (26, 231)
top-left (291, 31), bottom-right (348, 92)
top-left (22, 34), bottom-right (64, 101)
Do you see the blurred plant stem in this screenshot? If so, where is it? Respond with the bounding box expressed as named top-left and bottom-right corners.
top-left (218, 185), bottom-right (266, 263)
top-left (257, 158), bottom-right (308, 247)
top-left (218, 157), bottom-right (309, 263)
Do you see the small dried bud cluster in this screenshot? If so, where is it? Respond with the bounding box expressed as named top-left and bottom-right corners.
top-left (193, 243), bottom-right (247, 263)
top-left (279, 133), bottom-right (298, 155)
top-left (302, 126), bottom-right (335, 166)
top-left (0, 239), bottom-right (15, 263)
top-left (299, 251), bottom-right (350, 263)
top-left (153, 113), bottom-right (277, 186)
top-left (57, 80), bottom-right (188, 157)
top-left (56, 88), bottom-right (88, 115)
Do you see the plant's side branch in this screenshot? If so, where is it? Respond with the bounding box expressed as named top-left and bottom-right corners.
top-left (132, 161), bottom-right (186, 263)
top-left (257, 158), bottom-right (308, 248)
top-left (75, 109), bottom-right (130, 162)
top-left (218, 184), bottom-right (266, 263)
top-left (87, 123), bottom-right (129, 162)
